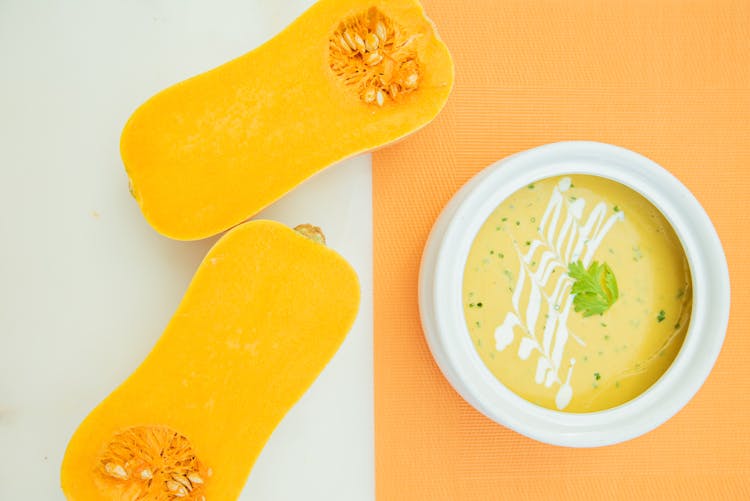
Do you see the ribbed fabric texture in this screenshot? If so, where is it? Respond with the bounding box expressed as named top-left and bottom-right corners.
top-left (373, 0), bottom-right (750, 499)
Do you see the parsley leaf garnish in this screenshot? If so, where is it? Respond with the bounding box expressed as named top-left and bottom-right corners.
top-left (568, 260), bottom-right (619, 317)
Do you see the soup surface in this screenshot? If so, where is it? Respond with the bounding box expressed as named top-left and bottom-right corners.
top-left (462, 175), bottom-right (691, 412)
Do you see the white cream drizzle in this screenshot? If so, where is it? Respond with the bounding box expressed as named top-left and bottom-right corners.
top-left (493, 178), bottom-right (625, 409)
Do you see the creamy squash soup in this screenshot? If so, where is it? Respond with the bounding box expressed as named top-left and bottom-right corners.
top-left (463, 175), bottom-right (692, 412)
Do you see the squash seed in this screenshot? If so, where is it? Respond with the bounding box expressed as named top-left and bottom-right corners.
top-left (353, 33), bottom-right (366, 52)
top-left (375, 21), bottom-right (387, 41)
top-left (365, 33), bottom-right (379, 51)
top-left (363, 88), bottom-right (376, 103)
top-left (376, 90), bottom-right (385, 106)
top-left (398, 33), bottom-right (420, 48)
top-left (166, 480), bottom-right (182, 492)
top-left (338, 35), bottom-right (352, 53)
top-left (172, 474), bottom-right (192, 491)
top-left (382, 58), bottom-right (394, 81)
top-left (342, 31), bottom-right (357, 51)
top-left (365, 51), bottom-right (383, 66)
top-left (188, 473), bottom-right (204, 484)
top-left (105, 462), bottom-right (128, 480)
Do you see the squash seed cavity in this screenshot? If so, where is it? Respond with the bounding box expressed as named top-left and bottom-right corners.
top-left (96, 425), bottom-right (210, 501)
top-left (329, 7), bottom-right (421, 106)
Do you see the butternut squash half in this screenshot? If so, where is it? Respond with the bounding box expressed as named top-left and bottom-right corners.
top-left (60, 220), bottom-right (360, 500)
top-left (121, 0), bottom-right (454, 240)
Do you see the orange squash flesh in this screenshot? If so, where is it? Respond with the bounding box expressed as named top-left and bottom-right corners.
top-left (121, 0), bottom-right (454, 240)
top-left (60, 220), bottom-right (360, 500)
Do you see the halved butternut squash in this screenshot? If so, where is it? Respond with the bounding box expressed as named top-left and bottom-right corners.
top-left (121, 0), bottom-right (454, 240)
top-left (60, 220), bottom-right (360, 500)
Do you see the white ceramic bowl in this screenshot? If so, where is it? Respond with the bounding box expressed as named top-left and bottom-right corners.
top-left (419, 141), bottom-right (730, 447)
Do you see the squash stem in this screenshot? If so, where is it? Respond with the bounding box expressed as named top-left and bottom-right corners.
top-left (294, 224), bottom-right (326, 245)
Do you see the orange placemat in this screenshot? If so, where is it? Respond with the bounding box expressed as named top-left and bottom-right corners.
top-left (373, 0), bottom-right (750, 499)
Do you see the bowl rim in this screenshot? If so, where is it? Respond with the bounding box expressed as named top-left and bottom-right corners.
top-left (418, 141), bottom-right (730, 447)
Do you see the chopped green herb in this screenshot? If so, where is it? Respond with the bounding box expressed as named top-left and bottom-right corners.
top-left (498, 252), bottom-right (505, 259)
top-left (528, 183), bottom-right (535, 189)
top-left (495, 226), bottom-right (501, 231)
top-left (674, 322), bottom-right (681, 329)
top-left (594, 372), bottom-right (601, 380)
top-left (515, 220), bottom-right (521, 226)
top-left (613, 205), bottom-right (620, 212)
top-left (501, 217), bottom-right (508, 222)
top-left (601, 322), bottom-right (607, 327)
top-left (531, 261), bottom-right (536, 266)
top-left (569, 196), bottom-right (577, 202)
top-left (657, 310), bottom-right (666, 322)
top-left (469, 303), bottom-right (475, 308)
top-left (604, 335), bottom-right (610, 340)
top-left (475, 321), bottom-right (481, 327)
top-left (568, 260), bottom-right (619, 317)
top-left (476, 302), bottom-right (483, 308)
top-left (676, 288), bottom-right (685, 299)
top-left (525, 240), bottom-right (531, 246)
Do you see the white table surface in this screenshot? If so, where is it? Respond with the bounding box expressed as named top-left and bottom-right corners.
top-left (0, 1), bottom-right (374, 499)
